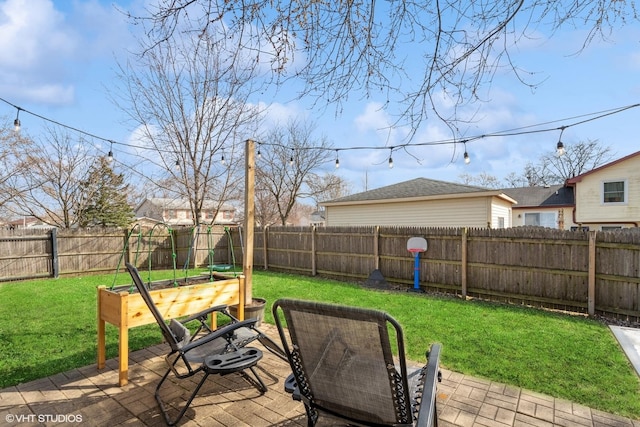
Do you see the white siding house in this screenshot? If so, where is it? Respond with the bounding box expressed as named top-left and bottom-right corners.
top-left (321, 178), bottom-right (516, 228)
top-left (566, 150), bottom-right (640, 230)
top-left (134, 198), bottom-right (237, 227)
top-left (501, 185), bottom-right (576, 230)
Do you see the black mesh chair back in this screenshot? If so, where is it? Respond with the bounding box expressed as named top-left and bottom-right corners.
top-left (273, 298), bottom-right (441, 427)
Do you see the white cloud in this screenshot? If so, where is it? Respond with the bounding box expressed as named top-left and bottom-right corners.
top-left (0, 0), bottom-right (76, 102)
top-left (0, 0), bottom-right (75, 69)
top-left (259, 101), bottom-right (305, 127)
top-left (354, 102), bottom-right (389, 132)
top-left (0, 0), bottom-right (135, 105)
top-left (21, 83), bottom-right (75, 104)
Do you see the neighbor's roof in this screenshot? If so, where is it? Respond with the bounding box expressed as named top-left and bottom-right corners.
top-left (500, 185), bottom-right (574, 208)
top-left (137, 198), bottom-right (235, 211)
top-left (322, 178), bottom-right (516, 206)
top-left (566, 150), bottom-right (640, 184)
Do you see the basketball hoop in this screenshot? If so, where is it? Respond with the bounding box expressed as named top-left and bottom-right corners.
top-left (407, 237), bottom-right (427, 291)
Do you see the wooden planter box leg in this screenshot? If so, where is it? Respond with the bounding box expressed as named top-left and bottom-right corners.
top-left (96, 286), bottom-right (130, 386)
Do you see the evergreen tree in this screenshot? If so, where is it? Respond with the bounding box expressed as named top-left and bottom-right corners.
top-left (77, 157), bottom-right (134, 228)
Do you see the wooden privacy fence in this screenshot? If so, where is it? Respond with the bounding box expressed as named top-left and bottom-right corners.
top-left (0, 225), bottom-right (232, 281)
top-left (250, 226), bottom-right (640, 322)
top-left (1, 225), bottom-right (639, 322)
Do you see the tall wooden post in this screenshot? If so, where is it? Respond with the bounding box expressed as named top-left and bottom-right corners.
top-left (311, 226), bottom-right (317, 276)
top-left (243, 139), bottom-right (255, 305)
top-left (588, 230), bottom-right (596, 316)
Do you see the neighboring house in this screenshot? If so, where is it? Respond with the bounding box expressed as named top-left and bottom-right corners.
top-left (309, 210), bottom-right (326, 227)
top-left (501, 185), bottom-right (576, 230)
top-left (134, 198), bottom-right (237, 227)
top-left (2, 216), bottom-right (55, 230)
top-left (321, 178), bottom-right (517, 228)
top-left (566, 150), bottom-right (640, 230)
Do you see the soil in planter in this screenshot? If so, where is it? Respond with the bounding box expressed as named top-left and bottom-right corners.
top-left (110, 273), bottom-right (233, 293)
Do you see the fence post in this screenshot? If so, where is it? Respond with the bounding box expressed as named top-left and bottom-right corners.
top-left (461, 227), bottom-right (467, 297)
top-left (588, 230), bottom-right (596, 316)
top-left (262, 226), bottom-right (269, 270)
top-left (50, 228), bottom-right (59, 278)
top-left (374, 226), bottom-right (380, 270)
top-left (311, 225), bottom-right (317, 276)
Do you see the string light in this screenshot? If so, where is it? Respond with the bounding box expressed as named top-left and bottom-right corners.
top-left (175, 159), bottom-right (180, 170)
top-left (556, 127), bottom-right (566, 156)
top-left (1, 96), bottom-right (638, 173)
top-left (463, 141), bottom-right (470, 164)
top-left (221, 152), bottom-right (226, 165)
top-left (13, 107), bottom-right (21, 132)
top-left (107, 142), bottom-right (114, 163)
top-left (289, 149), bottom-right (294, 166)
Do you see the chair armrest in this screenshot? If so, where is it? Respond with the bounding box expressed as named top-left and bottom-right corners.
top-left (415, 343), bottom-right (442, 427)
top-left (180, 304), bottom-right (229, 324)
top-left (180, 318), bottom-right (258, 353)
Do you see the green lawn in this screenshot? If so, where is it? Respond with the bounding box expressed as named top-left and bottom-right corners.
top-left (0, 269), bottom-right (639, 419)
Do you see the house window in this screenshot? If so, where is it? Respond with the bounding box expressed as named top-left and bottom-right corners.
top-left (601, 226), bottom-right (622, 231)
top-left (603, 180), bottom-right (626, 204)
top-left (524, 212), bottom-right (556, 228)
top-left (497, 217), bottom-right (505, 228)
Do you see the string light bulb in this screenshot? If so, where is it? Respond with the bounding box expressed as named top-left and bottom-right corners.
top-left (335, 150), bottom-right (340, 169)
top-left (463, 142), bottom-right (470, 164)
top-left (221, 153), bottom-right (226, 165)
top-left (107, 142), bottom-right (114, 163)
top-left (556, 127), bottom-right (566, 156)
top-left (289, 149), bottom-right (294, 166)
top-left (388, 148), bottom-right (394, 169)
top-left (13, 108), bottom-right (21, 132)
top-left (175, 159), bottom-right (180, 170)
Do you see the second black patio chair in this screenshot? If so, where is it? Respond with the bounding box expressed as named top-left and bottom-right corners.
top-left (273, 298), bottom-right (442, 427)
top-left (125, 262), bottom-right (285, 426)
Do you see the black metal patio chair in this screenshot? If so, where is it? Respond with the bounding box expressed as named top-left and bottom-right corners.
top-left (125, 262), bottom-right (285, 426)
top-left (273, 298), bottom-right (442, 427)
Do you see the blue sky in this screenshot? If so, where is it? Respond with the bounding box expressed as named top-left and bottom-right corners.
top-left (1, 0), bottom-right (639, 195)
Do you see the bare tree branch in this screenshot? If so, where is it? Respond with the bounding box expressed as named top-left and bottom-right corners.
top-left (255, 120), bottom-right (339, 225)
top-left (111, 30), bottom-right (263, 225)
top-left (128, 1), bottom-right (639, 136)
top-left (3, 127), bottom-right (94, 228)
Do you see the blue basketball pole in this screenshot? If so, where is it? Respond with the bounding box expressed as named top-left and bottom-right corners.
top-left (413, 251), bottom-right (420, 290)
top-left (407, 237), bottom-right (427, 293)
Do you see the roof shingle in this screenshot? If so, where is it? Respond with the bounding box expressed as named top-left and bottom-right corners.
top-left (324, 178), bottom-right (490, 203)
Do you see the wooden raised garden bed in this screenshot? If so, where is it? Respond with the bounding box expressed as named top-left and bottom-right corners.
top-left (97, 273), bottom-right (246, 386)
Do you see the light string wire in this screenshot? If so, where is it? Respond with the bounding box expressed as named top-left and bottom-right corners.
top-left (0, 97), bottom-right (184, 194)
top-left (254, 103), bottom-right (640, 154)
top-left (1, 96), bottom-right (639, 167)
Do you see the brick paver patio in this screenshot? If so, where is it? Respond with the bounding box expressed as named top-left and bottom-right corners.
top-left (1, 325), bottom-right (638, 427)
